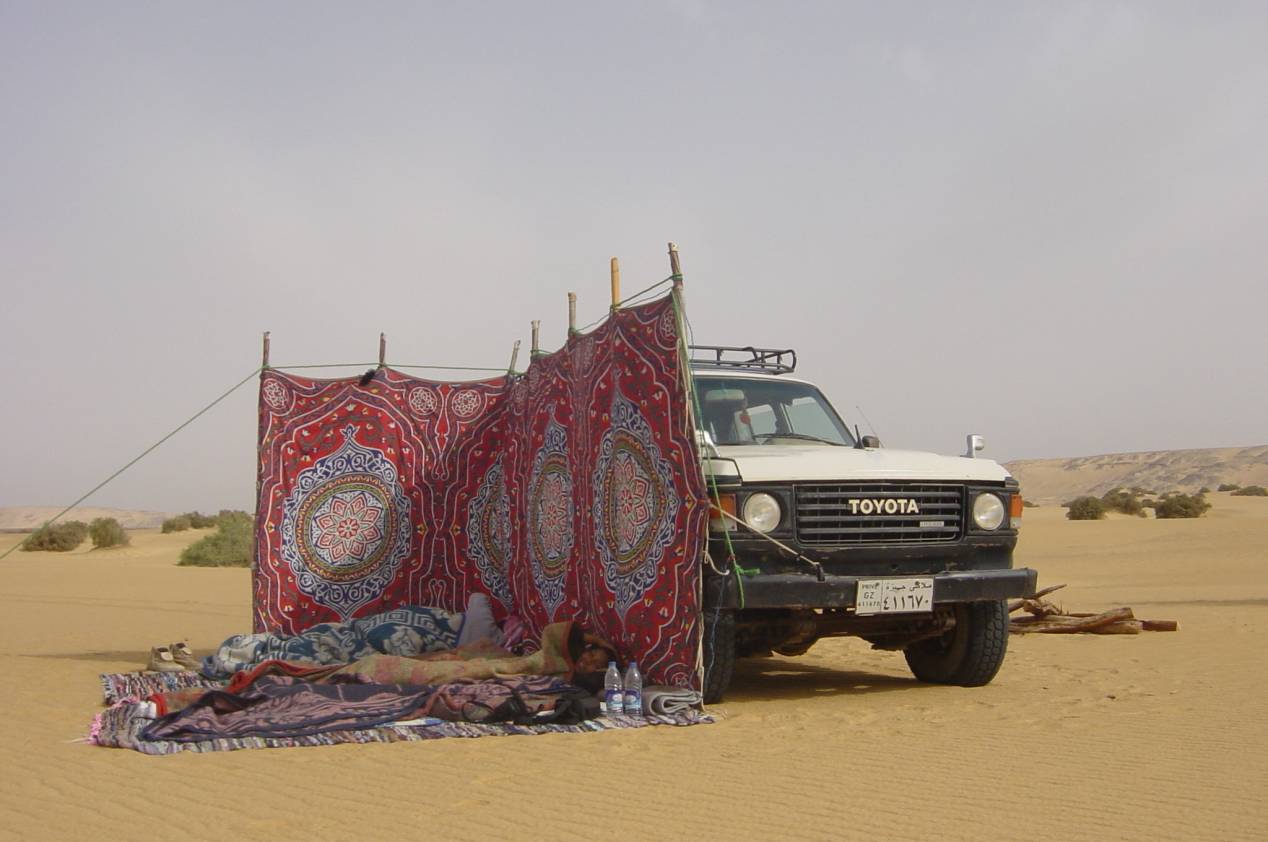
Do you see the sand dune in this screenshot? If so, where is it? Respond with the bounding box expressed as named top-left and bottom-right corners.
top-left (0, 506), bottom-right (172, 532)
top-left (1007, 444), bottom-right (1268, 504)
top-left (0, 496), bottom-right (1265, 840)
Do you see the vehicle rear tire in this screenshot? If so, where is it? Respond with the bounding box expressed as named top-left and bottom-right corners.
top-left (904, 600), bottom-right (1009, 687)
top-left (702, 605), bottom-right (736, 704)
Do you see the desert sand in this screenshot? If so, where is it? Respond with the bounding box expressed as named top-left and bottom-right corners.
top-left (0, 495), bottom-right (1264, 841)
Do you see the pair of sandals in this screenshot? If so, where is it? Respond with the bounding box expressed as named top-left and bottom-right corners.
top-left (148, 642), bottom-right (199, 673)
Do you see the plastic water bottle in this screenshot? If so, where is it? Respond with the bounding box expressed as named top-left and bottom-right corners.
top-left (603, 661), bottom-right (624, 716)
top-left (623, 661), bottom-right (643, 718)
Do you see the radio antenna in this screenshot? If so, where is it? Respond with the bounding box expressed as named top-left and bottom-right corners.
top-left (855, 405), bottom-right (879, 437)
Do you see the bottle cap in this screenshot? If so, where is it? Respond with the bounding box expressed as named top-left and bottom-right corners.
top-left (608, 661), bottom-right (616, 668)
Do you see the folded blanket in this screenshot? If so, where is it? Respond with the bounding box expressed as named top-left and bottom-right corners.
top-left (642, 685), bottom-right (701, 716)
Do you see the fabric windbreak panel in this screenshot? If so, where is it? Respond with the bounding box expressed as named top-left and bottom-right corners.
top-left (253, 295), bottom-right (707, 688)
top-left (254, 370), bottom-right (507, 633)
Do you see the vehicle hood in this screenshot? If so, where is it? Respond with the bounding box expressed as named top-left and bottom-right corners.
top-left (708, 445), bottom-right (1011, 484)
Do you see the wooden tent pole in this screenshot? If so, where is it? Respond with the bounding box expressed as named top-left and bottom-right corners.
top-left (568, 292), bottom-right (577, 336)
top-left (531, 320), bottom-right (541, 358)
top-left (508, 339), bottom-right (521, 375)
top-left (669, 241), bottom-right (687, 334)
top-left (668, 241), bottom-right (683, 290)
top-left (378, 333), bottom-right (387, 368)
top-left (261, 331), bottom-right (271, 369)
top-left (610, 257), bottom-right (621, 309)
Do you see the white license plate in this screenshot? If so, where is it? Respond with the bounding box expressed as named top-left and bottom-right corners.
top-left (855, 577), bottom-right (934, 615)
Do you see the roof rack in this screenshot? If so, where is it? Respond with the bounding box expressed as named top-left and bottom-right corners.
top-left (688, 344), bottom-right (797, 374)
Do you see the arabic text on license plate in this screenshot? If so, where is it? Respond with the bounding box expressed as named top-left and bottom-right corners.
top-left (855, 577), bottom-right (934, 615)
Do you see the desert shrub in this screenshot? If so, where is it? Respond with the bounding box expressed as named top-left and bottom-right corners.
top-left (1217, 483), bottom-right (1241, 492)
top-left (179, 511), bottom-right (252, 567)
top-left (217, 510), bottom-right (252, 528)
top-left (1140, 499), bottom-right (1157, 509)
top-left (89, 517), bottom-right (130, 549)
top-left (161, 515), bottom-right (193, 533)
top-left (1231, 485), bottom-right (1268, 497)
top-left (1129, 486), bottom-right (1154, 496)
top-left (1100, 488), bottom-right (1143, 516)
top-left (1198, 486), bottom-right (1211, 494)
top-left (181, 511), bottom-right (218, 529)
top-left (1065, 496), bottom-right (1105, 521)
top-left (1153, 494), bottom-right (1211, 519)
top-left (1022, 499), bottom-right (1038, 508)
top-left (21, 520), bottom-right (88, 552)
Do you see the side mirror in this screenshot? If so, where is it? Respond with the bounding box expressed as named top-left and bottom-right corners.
top-left (860, 435), bottom-right (881, 448)
top-left (696, 429), bottom-right (719, 457)
top-left (965, 434), bottom-right (985, 458)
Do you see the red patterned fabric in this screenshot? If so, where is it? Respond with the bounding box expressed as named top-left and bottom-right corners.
top-left (254, 295), bottom-right (707, 687)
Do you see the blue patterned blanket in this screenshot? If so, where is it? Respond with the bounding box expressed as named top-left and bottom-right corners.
top-left (202, 605), bottom-right (465, 678)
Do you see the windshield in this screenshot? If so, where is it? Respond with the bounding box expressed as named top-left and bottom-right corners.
top-left (693, 376), bottom-right (854, 446)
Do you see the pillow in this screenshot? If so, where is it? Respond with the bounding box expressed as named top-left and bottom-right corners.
top-left (457, 592), bottom-right (502, 647)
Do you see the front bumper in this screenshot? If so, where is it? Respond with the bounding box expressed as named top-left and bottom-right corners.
top-left (711, 567), bottom-right (1039, 610)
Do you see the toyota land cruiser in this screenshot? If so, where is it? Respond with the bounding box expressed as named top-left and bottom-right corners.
top-left (693, 345), bottom-right (1037, 702)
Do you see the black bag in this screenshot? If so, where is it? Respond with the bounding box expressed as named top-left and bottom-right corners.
top-left (479, 686), bottom-right (600, 726)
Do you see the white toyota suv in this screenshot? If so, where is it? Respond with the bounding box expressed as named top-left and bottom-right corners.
top-left (692, 346), bottom-right (1036, 702)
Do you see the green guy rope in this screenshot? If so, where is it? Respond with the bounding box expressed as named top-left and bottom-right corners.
top-left (576, 275), bottom-right (678, 333)
top-left (0, 366), bottom-right (263, 561)
top-left (672, 289), bottom-right (747, 609)
top-left (271, 363), bottom-right (507, 373)
top-left (616, 275), bottom-right (675, 308)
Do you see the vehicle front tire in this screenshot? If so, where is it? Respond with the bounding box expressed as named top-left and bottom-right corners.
top-left (903, 600), bottom-right (1009, 687)
top-left (702, 605), bottom-right (736, 704)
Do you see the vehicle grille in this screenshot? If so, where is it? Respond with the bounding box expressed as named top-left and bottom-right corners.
top-left (794, 483), bottom-right (964, 545)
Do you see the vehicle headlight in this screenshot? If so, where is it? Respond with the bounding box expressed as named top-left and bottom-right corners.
top-left (742, 493), bottom-right (782, 533)
top-left (973, 493), bottom-right (1005, 531)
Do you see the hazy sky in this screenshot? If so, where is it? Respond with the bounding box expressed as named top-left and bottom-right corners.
top-left (2, 2), bottom-right (1265, 513)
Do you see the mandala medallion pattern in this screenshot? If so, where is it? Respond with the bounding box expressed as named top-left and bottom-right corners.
top-left (465, 456), bottom-right (513, 606)
top-left (408, 386), bottom-right (438, 416)
top-left (262, 377), bottom-right (291, 413)
top-left (280, 426), bottom-right (412, 620)
top-left (451, 389), bottom-right (482, 420)
top-left (527, 415), bottom-right (573, 619)
top-left (592, 388), bottom-right (680, 617)
top-left (656, 306), bottom-right (679, 349)
top-left (312, 490), bottom-right (383, 564)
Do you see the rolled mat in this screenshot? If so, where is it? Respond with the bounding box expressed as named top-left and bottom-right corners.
top-left (642, 685), bottom-right (701, 715)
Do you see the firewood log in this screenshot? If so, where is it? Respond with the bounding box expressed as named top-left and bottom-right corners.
top-left (1008, 583), bottom-right (1067, 612)
top-left (1009, 607), bottom-right (1134, 634)
top-left (1089, 620), bottom-right (1143, 634)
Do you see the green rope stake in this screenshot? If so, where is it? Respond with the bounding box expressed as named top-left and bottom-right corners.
top-left (0, 367), bottom-right (263, 562)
